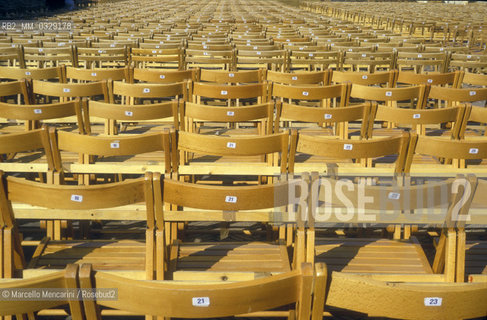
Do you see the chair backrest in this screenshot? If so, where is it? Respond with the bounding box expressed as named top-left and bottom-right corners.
top-left (289, 131), bottom-right (410, 175)
top-left (192, 81), bottom-right (270, 104)
top-left (66, 67), bottom-right (130, 82)
top-left (199, 68), bottom-right (264, 83)
top-left (50, 129), bottom-right (172, 174)
top-left (111, 81), bottom-right (188, 102)
top-left (0, 79), bottom-right (31, 104)
top-left (396, 71), bottom-right (460, 87)
top-left (0, 65), bottom-right (64, 82)
top-left (272, 82), bottom-right (350, 108)
top-left (405, 134), bottom-right (487, 171)
top-left (0, 265), bottom-right (83, 318)
top-left (267, 70), bottom-right (330, 85)
top-left (458, 105), bottom-right (487, 139)
top-left (133, 68), bottom-right (198, 83)
top-left (0, 99), bottom-right (85, 134)
top-left (79, 262), bottom-right (314, 319)
top-left (183, 101), bottom-right (275, 134)
top-left (428, 86), bottom-right (487, 105)
top-left (32, 79), bottom-right (109, 102)
top-left (177, 131), bottom-right (289, 174)
top-left (350, 83), bottom-right (428, 109)
top-left (331, 70), bottom-right (396, 87)
top-left (0, 127), bottom-right (54, 172)
top-left (370, 104), bottom-right (465, 137)
top-left (460, 72), bottom-right (487, 87)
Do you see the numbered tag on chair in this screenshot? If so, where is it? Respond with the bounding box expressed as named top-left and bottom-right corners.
top-left (71, 195), bottom-right (83, 202)
top-left (110, 141), bottom-right (120, 149)
top-left (388, 192), bottom-right (400, 200)
top-left (192, 297), bottom-right (210, 307)
top-left (424, 297), bottom-right (442, 306)
top-left (302, 91), bottom-right (309, 97)
top-left (33, 109), bottom-right (42, 114)
top-left (385, 91), bottom-right (392, 97)
top-left (227, 142), bottom-right (236, 148)
top-left (225, 196), bottom-right (237, 203)
top-left (343, 144), bottom-right (353, 151)
top-left (143, 88), bottom-right (150, 93)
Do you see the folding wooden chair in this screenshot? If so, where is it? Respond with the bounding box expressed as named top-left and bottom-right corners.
top-left (76, 47), bottom-right (129, 68)
top-left (331, 70), bottom-right (396, 87)
top-left (0, 171), bottom-right (156, 280)
top-left (66, 66), bottom-right (130, 83)
top-left (23, 46), bottom-right (77, 68)
top-left (428, 86), bottom-right (487, 108)
top-left (396, 71), bottom-right (461, 88)
top-left (272, 82), bottom-right (350, 109)
top-left (31, 79), bottom-right (110, 104)
top-left (130, 47), bottom-right (184, 70)
top-left (192, 81), bottom-right (270, 106)
top-left (0, 265), bottom-right (83, 319)
top-left (199, 68), bottom-right (265, 83)
top-left (0, 46), bottom-right (25, 68)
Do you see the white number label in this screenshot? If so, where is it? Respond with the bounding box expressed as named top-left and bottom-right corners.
top-left (221, 90), bottom-right (228, 95)
top-left (71, 195), bottom-right (83, 202)
top-left (385, 91), bottom-right (392, 97)
top-left (225, 196), bottom-right (237, 203)
top-left (227, 111), bottom-right (235, 116)
top-left (362, 75), bottom-right (368, 80)
top-left (227, 142), bottom-right (236, 148)
top-left (418, 54), bottom-right (423, 58)
top-left (159, 75), bottom-right (166, 79)
top-left (110, 141), bottom-right (120, 149)
top-left (302, 91), bottom-right (309, 96)
top-left (38, 48), bottom-right (43, 52)
top-left (292, 76), bottom-right (298, 80)
top-left (192, 297), bottom-right (210, 307)
top-left (388, 192), bottom-right (400, 200)
top-left (470, 91), bottom-right (476, 96)
top-left (25, 71), bottom-right (31, 76)
top-left (427, 79), bottom-right (433, 83)
top-left (229, 73), bottom-right (234, 78)
top-left (343, 144), bottom-right (353, 151)
top-left (309, 53), bottom-right (314, 57)
top-left (424, 297), bottom-right (442, 306)
top-left (361, 53), bottom-right (366, 57)
top-left (256, 51), bottom-right (261, 55)
top-left (469, 148), bottom-right (479, 154)
top-left (33, 109), bottom-right (42, 114)
top-left (143, 88), bottom-right (150, 93)
top-left (413, 113), bottom-right (421, 119)
top-left (125, 111), bottom-right (133, 116)
top-left (324, 113), bottom-right (332, 120)
top-left (63, 88), bottom-right (70, 93)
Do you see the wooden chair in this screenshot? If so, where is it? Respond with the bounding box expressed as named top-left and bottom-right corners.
top-left (289, 50), bottom-right (340, 72)
top-left (177, 130), bottom-right (289, 176)
top-left (49, 128), bottom-right (173, 181)
top-left (459, 72), bottom-right (487, 88)
top-left (0, 171), bottom-right (156, 279)
top-left (79, 262), bottom-right (321, 319)
top-left (152, 174), bottom-right (299, 280)
top-left (0, 79), bottom-right (31, 105)
top-left (0, 265), bottom-right (83, 319)
top-left (457, 105), bottom-right (487, 138)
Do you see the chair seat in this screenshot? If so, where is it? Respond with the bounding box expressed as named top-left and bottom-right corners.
top-left (315, 237), bottom-right (432, 274)
top-left (171, 241), bottom-right (291, 274)
top-left (29, 239), bottom-right (146, 271)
